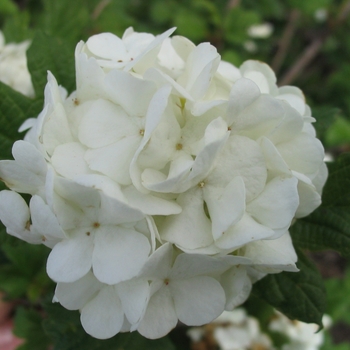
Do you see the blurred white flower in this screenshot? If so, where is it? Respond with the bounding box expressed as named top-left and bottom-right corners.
top-left (269, 311), bottom-right (332, 350)
top-left (314, 8), bottom-right (328, 23)
top-left (247, 23), bottom-right (274, 39)
top-left (0, 31), bottom-right (34, 97)
top-left (0, 27), bottom-right (327, 339)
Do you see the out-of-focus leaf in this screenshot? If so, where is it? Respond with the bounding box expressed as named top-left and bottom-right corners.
top-left (14, 307), bottom-right (51, 350)
top-left (27, 30), bottom-right (75, 99)
top-left (2, 11), bottom-right (31, 42)
top-left (224, 8), bottom-right (261, 44)
top-left (325, 116), bottom-right (350, 147)
top-left (174, 8), bottom-right (207, 42)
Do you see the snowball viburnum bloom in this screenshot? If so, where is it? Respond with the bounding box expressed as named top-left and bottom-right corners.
top-left (0, 27), bottom-right (327, 339)
top-left (0, 31), bottom-right (34, 97)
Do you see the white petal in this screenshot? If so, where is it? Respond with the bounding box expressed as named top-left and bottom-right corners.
top-left (0, 190), bottom-right (30, 240)
top-left (267, 102), bottom-right (304, 145)
top-left (293, 172), bottom-right (321, 218)
top-left (30, 195), bottom-right (65, 247)
top-left (231, 95), bottom-right (284, 140)
top-left (42, 103), bottom-right (73, 156)
top-left (47, 231), bottom-right (94, 282)
top-left (259, 136), bottom-right (291, 178)
top-left (170, 253), bottom-right (248, 280)
top-left (247, 176), bottom-right (299, 230)
top-left (0, 160), bottom-right (44, 195)
top-left (227, 78), bottom-right (260, 125)
top-left (86, 33), bottom-right (127, 60)
top-left (220, 266), bottom-right (252, 310)
top-left (92, 227), bottom-right (150, 285)
top-left (116, 278), bottom-right (149, 324)
top-left (51, 142), bottom-right (91, 179)
top-left (55, 271), bottom-right (103, 310)
top-left (204, 177), bottom-right (246, 240)
top-left (78, 99), bottom-right (138, 148)
top-left (12, 141), bottom-right (47, 175)
top-left (160, 188), bottom-right (213, 249)
top-left (240, 60), bottom-right (277, 94)
top-left (215, 213), bottom-right (274, 250)
top-left (125, 27), bottom-right (176, 74)
top-left (208, 134), bottom-right (267, 202)
top-left (98, 192), bottom-right (144, 225)
top-left (105, 69), bottom-right (156, 116)
top-left (277, 86), bottom-right (306, 115)
top-left (139, 243), bottom-right (173, 280)
top-left (81, 286), bottom-right (124, 339)
top-left (171, 276), bottom-right (225, 325)
top-left (243, 232), bottom-right (298, 272)
top-left (277, 133), bottom-right (325, 178)
top-left (137, 284), bottom-right (177, 339)
top-left (123, 185), bottom-right (182, 215)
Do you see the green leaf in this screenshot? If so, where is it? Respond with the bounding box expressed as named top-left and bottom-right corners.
top-left (291, 208), bottom-right (350, 258)
top-left (326, 116), bottom-right (350, 147)
top-left (42, 302), bottom-right (176, 350)
top-left (41, 0), bottom-right (90, 45)
top-left (14, 307), bottom-right (51, 350)
top-left (224, 8), bottom-right (261, 44)
top-left (253, 249), bottom-right (326, 327)
top-left (291, 153), bottom-right (350, 257)
top-left (0, 82), bottom-right (41, 160)
top-left (0, 0), bottom-right (18, 16)
top-left (2, 11), bottom-right (32, 42)
top-left (26, 30), bottom-right (76, 100)
top-left (311, 106), bottom-right (340, 142)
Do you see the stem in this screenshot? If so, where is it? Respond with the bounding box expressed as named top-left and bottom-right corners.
top-left (271, 9), bottom-right (300, 74)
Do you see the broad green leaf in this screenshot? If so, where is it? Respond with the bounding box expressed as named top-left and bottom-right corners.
top-left (253, 249), bottom-right (326, 327)
top-left (26, 30), bottom-right (76, 99)
top-left (41, 0), bottom-right (90, 45)
top-left (291, 208), bottom-right (350, 258)
top-left (0, 0), bottom-right (18, 16)
top-left (2, 11), bottom-right (32, 42)
top-left (14, 307), bottom-right (51, 350)
top-left (291, 153), bottom-right (350, 257)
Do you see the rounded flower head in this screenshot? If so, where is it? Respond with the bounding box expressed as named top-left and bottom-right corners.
top-left (0, 27), bottom-right (327, 339)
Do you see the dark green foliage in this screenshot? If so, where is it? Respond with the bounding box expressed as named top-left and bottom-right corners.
top-left (253, 249), bottom-right (326, 328)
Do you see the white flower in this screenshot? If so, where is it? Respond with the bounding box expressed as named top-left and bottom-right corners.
top-left (188, 308), bottom-right (273, 350)
top-left (137, 243), bottom-right (250, 339)
top-left (247, 23), bottom-right (274, 39)
top-left (0, 31), bottom-right (34, 97)
top-left (0, 27), bottom-right (327, 339)
top-left (269, 311), bottom-right (332, 350)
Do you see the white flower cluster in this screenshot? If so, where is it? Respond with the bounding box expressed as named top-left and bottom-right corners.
top-left (188, 309), bottom-right (331, 350)
top-left (0, 28), bottom-right (327, 339)
top-left (188, 309), bottom-right (272, 350)
top-left (269, 312), bottom-right (332, 350)
top-left (0, 31), bottom-right (34, 98)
